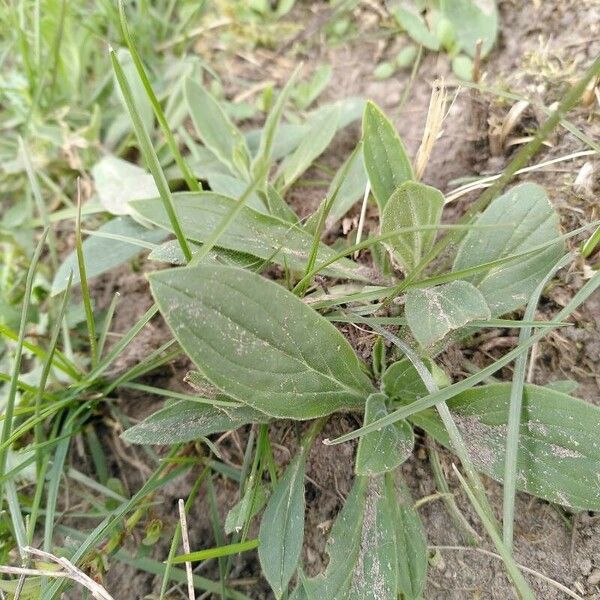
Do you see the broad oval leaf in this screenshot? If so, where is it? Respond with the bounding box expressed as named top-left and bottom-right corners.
top-left (355, 393), bottom-right (414, 475)
top-left (259, 454), bottom-right (307, 598)
top-left (383, 358), bottom-right (449, 401)
top-left (405, 280), bottom-right (491, 347)
top-left (92, 155), bottom-right (158, 215)
top-left (442, 0), bottom-right (498, 58)
top-left (453, 182), bottom-right (564, 316)
top-left (295, 475), bottom-right (398, 600)
top-left (408, 383), bottom-right (600, 511)
top-left (132, 192), bottom-right (365, 281)
top-left (362, 101), bottom-right (413, 212)
top-left (149, 265), bottom-right (374, 419)
top-left (121, 400), bottom-right (268, 445)
top-left (52, 217), bottom-right (167, 295)
top-left (184, 77), bottom-right (251, 178)
top-left (380, 181), bottom-right (444, 274)
top-left (391, 4), bottom-right (441, 51)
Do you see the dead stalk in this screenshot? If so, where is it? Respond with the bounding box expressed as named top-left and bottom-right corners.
top-left (178, 498), bottom-right (196, 600)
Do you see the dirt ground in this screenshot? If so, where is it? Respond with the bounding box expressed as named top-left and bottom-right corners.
top-left (69, 1), bottom-right (600, 598)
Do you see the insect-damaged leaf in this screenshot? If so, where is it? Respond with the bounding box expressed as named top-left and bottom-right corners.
top-left (149, 265), bottom-right (374, 419)
top-left (408, 383), bottom-right (600, 511)
top-left (292, 475), bottom-right (398, 600)
top-left (132, 192), bottom-right (365, 281)
top-left (259, 453), bottom-right (306, 598)
top-left (121, 400), bottom-right (268, 445)
top-left (362, 101), bottom-right (413, 212)
top-left (405, 280), bottom-right (491, 347)
top-left (380, 181), bottom-right (444, 274)
top-left (355, 393), bottom-right (414, 475)
top-left (453, 182), bottom-right (564, 316)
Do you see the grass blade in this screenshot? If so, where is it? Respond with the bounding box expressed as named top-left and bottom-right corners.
top-left (76, 184), bottom-right (98, 367)
top-left (0, 230), bottom-right (47, 500)
top-left (173, 539), bottom-right (259, 564)
top-left (452, 466), bottom-right (535, 599)
top-left (110, 48), bottom-right (192, 262)
top-left (117, 1), bottom-right (200, 192)
top-left (502, 253), bottom-right (571, 547)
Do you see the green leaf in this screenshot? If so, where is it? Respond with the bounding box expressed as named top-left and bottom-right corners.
top-left (148, 239), bottom-right (262, 269)
top-left (408, 383), bottom-right (600, 511)
top-left (259, 453), bottom-right (306, 597)
top-left (390, 475), bottom-right (428, 600)
top-left (149, 265), bottom-right (374, 419)
top-left (264, 184), bottom-right (300, 223)
top-left (295, 476), bottom-right (398, 599)
top-left (184, 77), bottom-right (251, 178)
top-left (225, 483), bottom-right (267, 535)
top-left (251, 67), bottom-right (301, 179)
top-left (246, 123), bottom-right (306, 164)
top-left (92, 155), bottom-right (158, 216)
top-left (362, 101), bottom-right (413, 212)
top-left (132, 192), bottom-right (365, 280)
top-left (452, 54), bottom-right (474, 81)
top-left (52, 217), bottom-right (167, 295)
top-left (382, 359), bottom-right (427, 400)
top-left (405, 280), bottom-right (491, 347)
top-left (173, 539), bottom-right (259, 563)
top-left (391, 4), bottom-right (441, 51)
top-left (453, 183), bottom-right (564, 316)
top-left (355, 393), bottom-right (414, 475)
top-left (380, 181), bottom-right (444, 274)
top-left (383, 358), bottom-right (448, 401)
top-left (306, 141), bottom-right (368, 233)
top-left (207, 173), bottom-right (268, 214)
top-left (276, 104), bottom-right (341, 192)
top-left (121, 400), bottom-right (268, 445)
top-left (441, 0), bottom-right (498, 58)
top-left (114, 48), bottom-right (154, 134)
top-left (374, 62), bottom-right (397, 80)
top-left (292, 65), bottom-right (332, 110)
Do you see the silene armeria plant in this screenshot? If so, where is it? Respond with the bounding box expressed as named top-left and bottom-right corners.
top-left (5, 4), bottom-right (600, 596)
top-left (101, 50), bottom-right (600, 599)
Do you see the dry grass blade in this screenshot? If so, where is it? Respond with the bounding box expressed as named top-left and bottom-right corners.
top-left (3, 547), bottom-right (117, 600)
top-left (414, 80), bottom-right (449, 180)
top-left (354, 181), bottom-right (371, 259)
top-left (178, 499), bottom-right (196, 600)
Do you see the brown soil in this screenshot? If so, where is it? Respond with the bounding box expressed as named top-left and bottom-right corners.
top-left (66, 1), bottom-right (600, 598)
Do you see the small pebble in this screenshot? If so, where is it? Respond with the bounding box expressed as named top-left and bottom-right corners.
top-left (588, 569), bottom-right (600, 586)
top-left (580, 558), bottom-right (592, 576)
